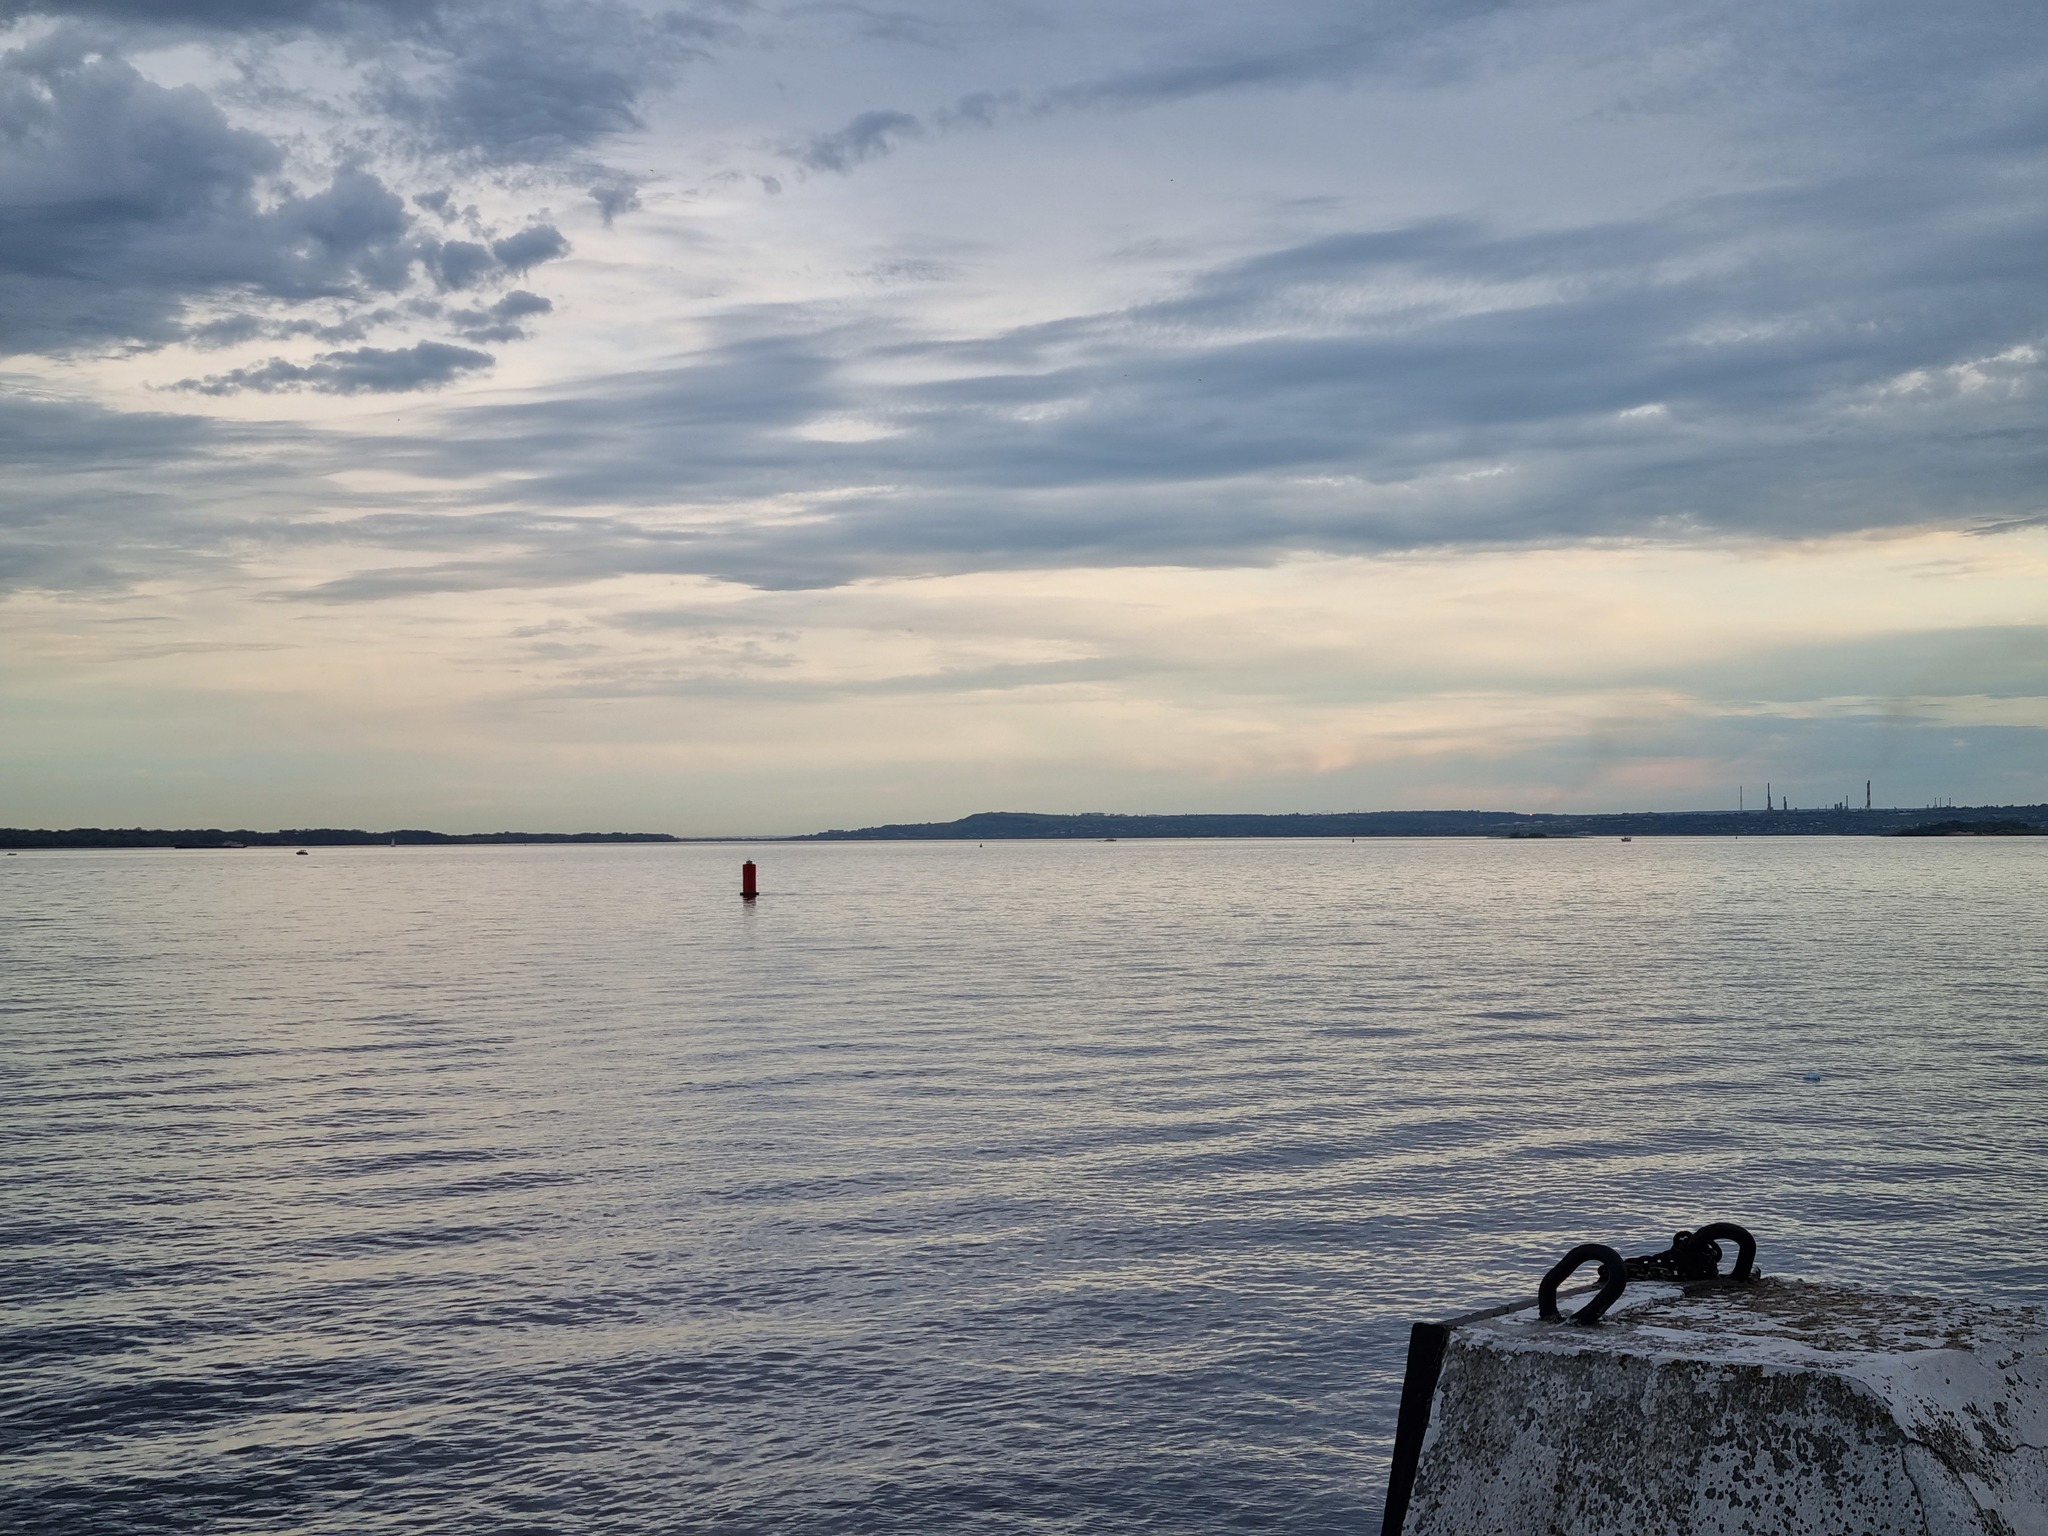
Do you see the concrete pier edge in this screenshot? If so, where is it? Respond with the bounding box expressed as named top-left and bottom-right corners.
top-left (1381, 1276), bottom-right (2047, 1536)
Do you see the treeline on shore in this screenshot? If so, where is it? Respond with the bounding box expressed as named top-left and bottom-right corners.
top-left (1892, 818), bottom-right (2045, 837)
top-left (0, 828), bottom-right (679, 849)
top-left (9, 808), bottom-right (2045, 850)
top-left (805, 806), bottom-right (2048, 840)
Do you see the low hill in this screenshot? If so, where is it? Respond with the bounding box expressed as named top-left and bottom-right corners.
top-left (804, 805), bottom-right (2048, 840)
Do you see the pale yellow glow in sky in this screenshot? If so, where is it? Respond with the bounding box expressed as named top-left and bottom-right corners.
top-left (5, 527), bottom-right (2042, 832)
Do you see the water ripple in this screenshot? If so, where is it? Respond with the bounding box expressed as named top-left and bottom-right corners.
top-left (3, 838), bottom-right (2044, 1532)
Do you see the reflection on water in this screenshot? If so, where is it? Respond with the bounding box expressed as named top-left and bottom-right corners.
top-left (4, 838), bottom-right (2044, 1532)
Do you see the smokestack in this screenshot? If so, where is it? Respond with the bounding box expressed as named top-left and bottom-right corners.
top-left (1866, 780), bottom-right (1872, 811)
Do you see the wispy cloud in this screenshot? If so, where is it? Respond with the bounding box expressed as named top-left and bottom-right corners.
top-left (794, 108), bottom-right (922, 173)
top-left (172, 339), bottom-right (494, 395)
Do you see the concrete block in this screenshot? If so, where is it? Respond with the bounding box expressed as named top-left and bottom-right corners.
top-left (1397, 1279), bottom-right (2048, 1536)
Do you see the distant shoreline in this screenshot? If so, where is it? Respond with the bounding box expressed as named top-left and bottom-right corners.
top-left (799, 807), bottom-right (2048, 840)
top-left (7, 805), bottom-right (2046, 849)
top-left (0, 828), bottom-right (685, 850)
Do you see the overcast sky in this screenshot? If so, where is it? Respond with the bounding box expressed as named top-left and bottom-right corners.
top-left (3, 0), bottom-right (2044, 832)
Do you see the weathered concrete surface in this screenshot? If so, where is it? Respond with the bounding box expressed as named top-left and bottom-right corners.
top-left (1404, 1279), bottom-right (2047, 1536)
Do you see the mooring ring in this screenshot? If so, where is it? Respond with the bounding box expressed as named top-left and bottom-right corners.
top-left (1688, 1221), bottom-right (1758, 1283)
top-left (1538, 1242), bottom-right (1628, 1324)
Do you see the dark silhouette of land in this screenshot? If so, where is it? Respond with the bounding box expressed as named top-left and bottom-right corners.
top-left (1891, 819), bottom-right (2046, 837)
top-left (803, 806), bottom-right (2048, 840)
top-left (8, 806), bottom-right (2046, 849)
top-left (0, 828), bottom-right (678, 849)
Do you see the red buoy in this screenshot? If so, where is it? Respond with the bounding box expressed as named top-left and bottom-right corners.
top-left (741, 860), bottom-right (758, 899)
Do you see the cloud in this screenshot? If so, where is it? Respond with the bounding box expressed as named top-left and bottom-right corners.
top-left (253, 114), bottom-right (2042, 598)
top-left (173, 339), bottom-right (493, 394)
top-left (489, 224), bottom-right (570, 273)
top-left (426, 239), bottom-right (498, 291)
top-left (0, 387), bottom-right (213, 471)
top-left (812, 1), bottom-right (1531, 172)
top-left (795, 108), bottom-right (922, 173)
top-left (0, 385), bottom-right (309, 593)
top-left (0, 0), bottom-right (688, 360)
top-left (2, 3), bottom-right (734, 169)
top-left (369, 2), bottom-right (733, 167)
top-left (0, 35), bottom-right (575, 356)
top-left (0, 1), bottom-right (300, 19)
top-left (423, 225), bottom-right (569, 290)
top-left (447, 289), bottom-right (552, 342)
top-left (588, 178), bottom-right (640, 225)
top-left (1028, 2), bottom-right (1515, 116)
top-left (4, 0), bottom-right (2046, 829)
top-left (8, 0), bottom-right (2048, 610)
top-left (1, 41), bottom-right (287, 353)
top-left (0, 2), bottom-right (403, 20)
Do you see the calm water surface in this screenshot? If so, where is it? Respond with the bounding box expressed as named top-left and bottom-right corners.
top-left (4, 838), bottom-right (2046, 1533)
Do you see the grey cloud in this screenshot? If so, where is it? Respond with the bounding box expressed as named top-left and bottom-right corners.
top-left (0, 2), bottom-right (695, 358)
top-left (796, 108), bottom-right (921, 173)
top-left (4, 3), bottom-right (732, 169)
top-left (0, 385), bottom-right (321, 593)
top-left (186, 313), bottom-right (269, 348)
top-left (412, 188), bottom-right (459, 221)
top-left (429, 239), bottom-right (498, 290)
top-left (589, 179), bottom-right (640, 225)
top-left (525, 653), bottom-right (1148, 704)
top-left (0, 32), bottom-right (573, 355)
top-left (0, 388), bottom-right (213, 470)
top-left (805, 0), bottom-right (2048, 183)
top-left (1023, 0), bottom-right (1539, 118)
top-left (273, 110), bottom-right (2048, 596)
top-left (364, 1), bottom-right (735, 167)
top-left (448, 289), bottom-right (552, 342)
top-left (931, 90), bottom-right (1011, 131)
top-left (0, 1), bottom-right (409, 21)
top-left (173, 339), bottom-right (493, 394)
top-left (188, 303), bottom-right (425, 347)
top-left (804, 4), bottom-right (961, 51)
top-left (1, 42), bottom-right (277, 352)
top-left (0, 42), bottom-right (417, 352)
top-left (490, 224), bottom-right (570, 273)
top-left (9, 0), bottom-right (2048, 612)
top-left (816, 1), bottom-right (1529, 170)
top-left (423, 225), bottom-right (568, 289)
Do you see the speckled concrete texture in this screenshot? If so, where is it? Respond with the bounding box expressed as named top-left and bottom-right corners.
top-left (1403, 1280), bottom-right (2047, 1536)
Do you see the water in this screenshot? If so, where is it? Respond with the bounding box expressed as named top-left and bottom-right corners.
top-left (4, 837), bottom-right (2045, 1533)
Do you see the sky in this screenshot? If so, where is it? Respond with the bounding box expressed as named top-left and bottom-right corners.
top-left (2, 0), bottom-right (2045, 833)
